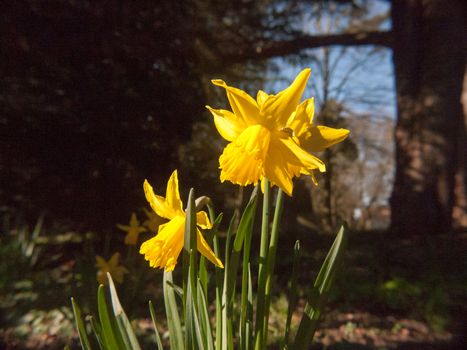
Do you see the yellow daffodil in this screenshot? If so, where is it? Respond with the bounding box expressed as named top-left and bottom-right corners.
top-left (96, 252), bottom-right (129, 285)
top-left (140, 170), bottom-right (224, 272)
top-left (117, 212), bottom-right (146, 245)
top-left (207, 68), bottom-right (349, 195)
top-left (142, 207), bottom-right (164, 233)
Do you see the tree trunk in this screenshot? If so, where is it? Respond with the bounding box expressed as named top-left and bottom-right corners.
top-left (390, 0), bottom-right (467, 234)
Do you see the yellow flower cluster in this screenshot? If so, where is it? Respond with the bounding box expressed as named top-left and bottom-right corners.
top-left (138, 69), bottom-right (349, 271)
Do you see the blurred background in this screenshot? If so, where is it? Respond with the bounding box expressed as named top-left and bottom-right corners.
top-left (1, 0), bottom-right (466, 349)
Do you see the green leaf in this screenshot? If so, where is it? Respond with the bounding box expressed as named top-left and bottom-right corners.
top-left (166, 280), bottom-right (184, 300)
top-left (149, 301), bottom-right (164, 350)
top-left (213, 235), bottom-right (223, 350)
top-left (292, 225), bottom-right (348, 350)
top-left (197, 279), bottom-right (214, 350)
top-left (263, 188), bottom-right (285, 346)
top-left (185, 259), bottom-right (194, 349)
top-left (233, 187), bottom-right (258, 252)
top-left (107, 273), bottom-right (141, 350)
top-left (221, 214), bottom-right (236, 350)
top-left (204, 212), bottom-right (223, 241)
top-left (185, 267), bottom-right (205, 350)
top-left (88, 315), bottom-right (105, 349)
top-left (239, 188), bottom-right (259, 348)
top-left (183, 188), bottom-right (198, 311)
top-left (283, 240), bottom-right (301, 349)
top-left (164, 270), bottom-right (184, 350)
top-left (227, 187), bottom-right (258, 304)
top-left (71, 297), bottom-right (92, 350)
top-left (97, 285), bottom-right (121, 350)
top-left (246, 264), bottom-right (253, 350)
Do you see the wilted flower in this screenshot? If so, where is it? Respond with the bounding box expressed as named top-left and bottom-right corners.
top-left (208, 68), bottom-right (349, 195)
top-left (96, 252), bottom-right (128, 285)
top-left (117, 212), bottom-right (146, 245)
top-left (140, 170), bottom-right (223, 272)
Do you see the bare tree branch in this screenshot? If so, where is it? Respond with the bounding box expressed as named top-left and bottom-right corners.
top-left (224, 30), bottom-right (393, 63)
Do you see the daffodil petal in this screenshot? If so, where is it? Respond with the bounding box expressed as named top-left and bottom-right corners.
top-left (279, 137), bottom-right (326, 172)
top-left (140, 216), bottom-right (185, 271)
top-left (96, 255), bottom-right (107, 268)
top-left (211, 79), bottom-right (260, 125)
top-left (301, 126), bottom-right (350, 152)
top-left (196, 211), bottom-right (212, 229)
top-left (256, 90), bottom-right (269, 107)
top-left (196, 229), bottom-right (224, 268)
top-left (206, 106), bottom-right (246, 142)
top-left (263, 138), bottom-right (295, 196)
top-left (109, 252), bottom-right (120, 267)
top-left (129, 213), bottom-right (138, 226)
top-left (261, 68), bottom-right (311, 126)
top-left (144, 179), bottom-right (176, 219)
top-left (219, 125), bottom-right (271, 186)
top-left (287, 98), bottom-right (314, 138)
top-left (165, 170), bottom-right (184, 215)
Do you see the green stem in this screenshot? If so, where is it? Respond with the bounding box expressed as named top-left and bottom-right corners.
top-left (213, 235), bottom-right (222, 350)
top-left (262, 188), bottom-right (284, 346)
top-left (254, 179), bottom-right (270, 350)
top-left (208, 204), bottom-right (223, 350)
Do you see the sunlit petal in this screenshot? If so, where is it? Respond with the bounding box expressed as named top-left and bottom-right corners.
top-left (206, 106), bottom-right (246, 141)
top-left (287, 98), bottom-right (315, 138)
top-left (140, 216), bottom-right (185, 271)
top-left (219, 125), bottom-right (271, 186)
top-left (196, 229), bottom-right (224, 268)
top-left (165, 170), bottom-right (184, 215)
top-left (301, 126), bottom-right (350, 152)
top-left (280, 137), bottom-right (326, 172)
top-left (256, 90), bottom-right (269, 107)
top-left (211, 79), bottom-right (260, 125)
top-left (263, 137), bottom-right (294, 195)
top-left (261, 68), bottom-right (311, 126)
top-left (144, 180), bottom-right (176, 219)
top-left (196, 211), bottom-right (212, 229)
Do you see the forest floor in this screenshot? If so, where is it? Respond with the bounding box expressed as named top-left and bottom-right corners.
top-left (1, 226), bottom-right (466, 349)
